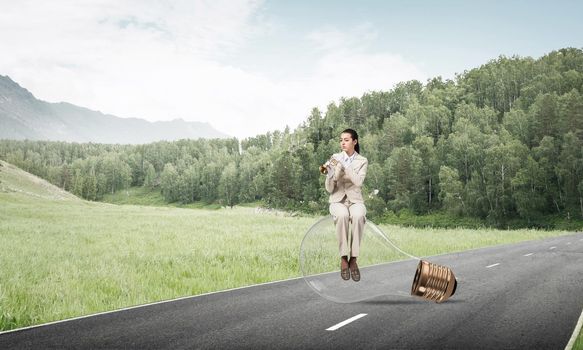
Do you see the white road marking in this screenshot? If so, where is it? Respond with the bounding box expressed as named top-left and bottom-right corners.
top-left (566, 242), bottom-right (571, 245)
top-left (0, 274), bottom-right (309, 336)
top-left (486, 263), bottom-right (500, 268)
top-left (566, 306), bottom-right (583, 350)
top-left (326, 314), bottom-right (368, 331)
top-left (523, 253), bottom-right (534, 257)
top-left (550, 246), bottom-right (557, 250)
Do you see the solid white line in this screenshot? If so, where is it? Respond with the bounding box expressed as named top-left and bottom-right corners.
top-left (523, 253), bottom-right (534, 257)
top-left (565, 307), bottom-right (583, 350)
top-left (550, 246), bottom-right (557, 250)
top-left (0, 275), bottom-right (305, 336)
top-left (486, 263), bottom-right (500, 268)
top-left (326, 314), bottom-right (368, 331)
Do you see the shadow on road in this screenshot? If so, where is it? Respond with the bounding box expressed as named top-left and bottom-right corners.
top-left (360, 298), bottom-right (466, 305)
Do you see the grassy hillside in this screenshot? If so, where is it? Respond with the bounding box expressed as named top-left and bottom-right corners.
top-left (0, 160), bottom-right (79, 201)
top-left (0, 160), bottom-right (578, 333)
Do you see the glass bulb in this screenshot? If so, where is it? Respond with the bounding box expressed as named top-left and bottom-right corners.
top-left (299, 216), bottom-right (457, 303)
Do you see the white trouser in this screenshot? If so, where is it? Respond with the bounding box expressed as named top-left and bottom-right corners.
top-left (329, 196), bottom-right (366, 257)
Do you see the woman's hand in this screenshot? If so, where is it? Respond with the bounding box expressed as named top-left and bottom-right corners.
top-left (331, 157), bottom-right (344, 181)
top-left (322, 160), bottom-right (335, 178)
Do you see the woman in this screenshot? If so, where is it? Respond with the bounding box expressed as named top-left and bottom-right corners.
top-left (324, 129), bottom-right (368, 282)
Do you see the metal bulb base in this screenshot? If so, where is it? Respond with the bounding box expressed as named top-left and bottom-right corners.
top-left (411, 260), bottom-right (457, 303)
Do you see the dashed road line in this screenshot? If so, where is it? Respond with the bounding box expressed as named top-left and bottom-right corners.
top-left (326, 314), bottom-right (368, 331)
top-left (486, 263), bottom-right (500, 268)
top-left (550, 246), bottom-right (557, 250)
top-left (523, 253), bottom-right (534, 257)
top-left (566, 242), bottom-right (571, 245)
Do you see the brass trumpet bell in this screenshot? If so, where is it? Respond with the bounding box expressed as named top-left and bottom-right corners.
top-left (320, 158), bottom-right (339, 175)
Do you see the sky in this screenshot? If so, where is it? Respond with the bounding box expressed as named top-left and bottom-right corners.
top-left (1, 0), bottom-right (582, 139)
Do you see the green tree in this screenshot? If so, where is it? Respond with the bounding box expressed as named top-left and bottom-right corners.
top-left (218, 162), bottom-right (240, 208)
top-left (511, 156), bottom-right (546, 221)
top-left (160, 163), bottom-right (179, 202)
top-left (384, 146), bottom-right (424, 213)
top-left (143, 162), bottom-right (156, 188)
top-left (438, 165), bottom-right (465, 215)
top-left (556, 132), bottom-right (583, 217)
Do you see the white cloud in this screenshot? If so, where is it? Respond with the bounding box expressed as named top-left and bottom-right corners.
top-left (278, 24), bottom-right (427, 130)
top-left (0, 1), bottom-right (426, 139)
top-left (307, 23), bottom-right (379, 52)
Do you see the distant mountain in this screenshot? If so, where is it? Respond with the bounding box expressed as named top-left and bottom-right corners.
top-left (0, 75), bottom-right (230, 144)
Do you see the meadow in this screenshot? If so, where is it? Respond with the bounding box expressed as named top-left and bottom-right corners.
top-left (0, 159), bottom-right (581, 347)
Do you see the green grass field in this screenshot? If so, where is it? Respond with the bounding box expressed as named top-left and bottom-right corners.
top-left (101, 186), bottom-right (225, 210)
top-left (575, 328), bottom-right (583, 350)
top-left (1, 159), bottom-right (582, 345)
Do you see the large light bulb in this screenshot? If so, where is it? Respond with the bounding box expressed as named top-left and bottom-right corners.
top-left (299, 216), bottom-right (457, 303)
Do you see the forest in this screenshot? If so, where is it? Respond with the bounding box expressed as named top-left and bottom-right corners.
top-left (1, 48), bottom-right (583, 228)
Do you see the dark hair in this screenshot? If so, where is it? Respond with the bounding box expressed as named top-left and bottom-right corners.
top-left (341, 128), bottom-right (360, 154)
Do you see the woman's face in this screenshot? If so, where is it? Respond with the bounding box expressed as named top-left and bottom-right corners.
top-left (340, 133), bottom-right (357, 153)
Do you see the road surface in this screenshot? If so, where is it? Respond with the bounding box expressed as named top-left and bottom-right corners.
top-left (1, 233), bottom-right (582, 349)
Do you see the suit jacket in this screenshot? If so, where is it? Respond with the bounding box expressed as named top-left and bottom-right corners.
top-left (325, 152), bottom-right (368, 203)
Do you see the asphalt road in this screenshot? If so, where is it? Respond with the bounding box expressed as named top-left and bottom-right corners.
top-left (1, 233), bottom-right (582, 349)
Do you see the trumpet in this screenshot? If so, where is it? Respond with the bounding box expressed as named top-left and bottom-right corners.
top-left (319, 157), bottom-right (339, 175)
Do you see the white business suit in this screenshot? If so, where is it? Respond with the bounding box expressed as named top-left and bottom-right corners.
top-left (325, 151), bottom-right (368, 257)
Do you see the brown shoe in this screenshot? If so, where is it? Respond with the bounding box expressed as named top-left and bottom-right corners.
top-left (349, 257), bottom-right (360, 282)
top-left (340, 256), bottom-right (350, 281)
